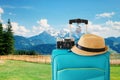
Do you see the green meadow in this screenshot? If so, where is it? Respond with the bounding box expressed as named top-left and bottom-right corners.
top-left (0, 60), bottom-right (51, 80)
top-left (0, 60), bottom-right (120, 80)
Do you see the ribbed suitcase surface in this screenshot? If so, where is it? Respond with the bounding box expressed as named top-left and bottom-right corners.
top-left (52, 49), bottom-right (110, 80)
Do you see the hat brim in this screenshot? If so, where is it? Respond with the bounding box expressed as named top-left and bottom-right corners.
top-left (71, 45), bottom-right (108, 56)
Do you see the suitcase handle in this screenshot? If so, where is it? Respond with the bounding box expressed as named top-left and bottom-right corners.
top-left (69, 18), bottom-right (88, 24)
top-left (69, 18), bottom-right (88, 38)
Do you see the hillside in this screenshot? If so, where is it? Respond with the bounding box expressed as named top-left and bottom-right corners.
top-left (29, 31), bottom-right (56, 45)
top-left (14, 31), bottom-right (120, 54)
top-left (105, 37), bottom-right (120, 53)
top-left (14, 35), bottom-right (32, 50)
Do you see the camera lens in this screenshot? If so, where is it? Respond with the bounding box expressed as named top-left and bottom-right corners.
top-left (57, 38), bottom-right (63, 49)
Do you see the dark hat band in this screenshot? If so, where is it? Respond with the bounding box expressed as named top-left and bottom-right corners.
top-left (76, 44), bottom-right (106, 52)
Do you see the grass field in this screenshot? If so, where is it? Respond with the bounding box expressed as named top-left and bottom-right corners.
top-left (111, 65), bottom-right (120, 80)
top-left (0, 60), bottom-right (120, 80)
top-left (0, 60), bottom-right (51, 80)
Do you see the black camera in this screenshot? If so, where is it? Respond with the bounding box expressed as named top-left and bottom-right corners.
top-left (56, 38), bottom-right (75, 49)
top-left (56, 18), bottom-right (88, 49)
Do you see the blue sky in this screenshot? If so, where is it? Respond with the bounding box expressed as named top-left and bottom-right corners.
top-left (0, 0), bottom-right (120, 37)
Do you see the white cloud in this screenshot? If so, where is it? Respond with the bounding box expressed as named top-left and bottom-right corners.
top-left (0, 7), bottom-right (4, 14)
top-left (0, 7), bottom-right (4, 23)
top-left (11, 22), bottom-right (30, 37)
top-left (2, 18), bottom-right (120, 38)
top-left (2, 24), bottom-right (7, 29)
top-left (37, 19), bottom-right (50, 27)
top-left (31, 19), bottom-right (58, 36)
top-left (96, 12), bottom-right (115, 19)
top-left (0, 19), bottom-right (3, 23)
top-left (106, 20), bottom-right (120, 31)
top-left (2, 19), bottom-right (56, 37)
top-left (32, 19), bottom-right (50, 35)
top-left (88, 21), bottom-right (120, 38)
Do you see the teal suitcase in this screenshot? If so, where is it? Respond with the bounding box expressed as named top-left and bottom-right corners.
top-left (52, 49), bottom-right (110, 80)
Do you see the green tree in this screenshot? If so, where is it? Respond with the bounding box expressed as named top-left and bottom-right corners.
top-left (0, 22), bottom-right (4, 55)
top-left (3, 19), bottom-right (14, 54)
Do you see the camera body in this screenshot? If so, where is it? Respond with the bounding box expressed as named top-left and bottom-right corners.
top-left (56, 18), bottom-right (88, 49)
top-left (57, 37), bottom-right (75, 49)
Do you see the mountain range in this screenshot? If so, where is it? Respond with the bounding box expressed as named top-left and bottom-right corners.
top-left (105, 37), bottom-right (120, 53)
top-left (14, 31), bottom-right (120, 54)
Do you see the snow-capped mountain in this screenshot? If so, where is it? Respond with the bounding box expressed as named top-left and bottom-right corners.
top-left (105, 37), bottom-right (120, 53)
top-left (14, 30), bottom-right (120, 54)
top-left (14, 31), bottom-right (56, 54)
top-left (29, 31), bottom-right (56, 45)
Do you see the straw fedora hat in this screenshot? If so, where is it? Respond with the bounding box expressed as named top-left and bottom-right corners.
top-left (71, 34), bottom-right (108, 56)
